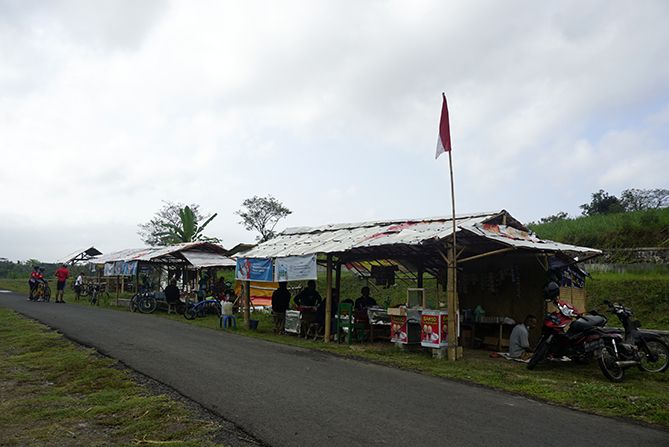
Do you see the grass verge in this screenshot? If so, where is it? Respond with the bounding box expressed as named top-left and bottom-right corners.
top-left (0, 307), bottom-right (228, 446)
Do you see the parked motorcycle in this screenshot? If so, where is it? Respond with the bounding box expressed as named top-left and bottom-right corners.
top-left (528, 282), bottom-right (608, 370)
top-left (597, 301), bottom-right (669, 382)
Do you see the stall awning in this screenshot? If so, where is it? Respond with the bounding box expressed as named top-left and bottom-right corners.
top-left (180, 250), bottom-right (236, 268)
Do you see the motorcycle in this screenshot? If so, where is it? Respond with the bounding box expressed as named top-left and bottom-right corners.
top-left (597, 301), bottom-right (669, 382)
top-left (527, 306), bottom-right (608, 370)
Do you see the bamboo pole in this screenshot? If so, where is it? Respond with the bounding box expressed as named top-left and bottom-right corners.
top-left (325, 254), bottom-right (333, 343)
top-left (447, 149), bottom-right (459, 361)
top-left (244, 280), bottom-right (251, 328)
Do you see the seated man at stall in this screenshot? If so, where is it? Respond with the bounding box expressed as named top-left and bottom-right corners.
top-left (508, 315), bottom-right (537, 360)
top-left (293, 280), bottom-right (322, 309)
top-left (354, 286), bottom-right (377, 311)
top-left (271, 282), bottom-right (291, 334)
top-left (164, 280), bottom-right (181, 308)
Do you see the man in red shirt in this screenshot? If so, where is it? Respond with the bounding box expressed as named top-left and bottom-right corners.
top-left (54, 264), bottom-right (70, 303)
top-left (28, 266), bottom-right (42, 300)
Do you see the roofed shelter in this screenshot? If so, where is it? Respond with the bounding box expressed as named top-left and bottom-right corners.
top-left (58, 247), bottom-right (102, 265)
top-left (241, 210), bottom-right (601, 355)
top-left (93, 242), bottom-right (234, 300)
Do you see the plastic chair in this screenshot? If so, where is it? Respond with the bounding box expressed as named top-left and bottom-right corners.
top-left (220, 301), bottom-right (237, 329)
top-left (220, 315), bottom-right (237, 329)
top-left (335, 303), bottom-right (354, 344)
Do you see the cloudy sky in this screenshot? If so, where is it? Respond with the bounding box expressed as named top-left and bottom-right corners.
top-left (1, 0), bottom-right (668, 262)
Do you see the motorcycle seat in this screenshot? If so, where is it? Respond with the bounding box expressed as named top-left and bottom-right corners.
top-left (568, 315), bottom-right (607, 333)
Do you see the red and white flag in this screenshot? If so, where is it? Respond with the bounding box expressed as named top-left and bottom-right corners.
top-left (435, 92), bottom-right (452, 159)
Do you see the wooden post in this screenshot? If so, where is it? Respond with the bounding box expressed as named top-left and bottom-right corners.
top-left (116, 275), bottom-right (120, 306)
top-left (244, 280), bottom-right (251, 328)
top-left (446, 257), bottom-right (457, 360)
top-left (417, 264), bottom-right (425, 307)
top-left (325, 254), bottom-right (333, 343)
top-left (335, 261), bottom-right (342, 297)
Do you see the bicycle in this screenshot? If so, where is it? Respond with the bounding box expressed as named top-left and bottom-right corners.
top-left (184, 297), bottom-right (221, 320)
top-left (32, 280), bottom-right (51, 302)
top-left (130, 291), bottom-right (158, 314)
top-left (89, 283), bottom-right (111, 306)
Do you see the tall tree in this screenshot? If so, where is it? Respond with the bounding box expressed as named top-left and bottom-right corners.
top-left (138, 202), bottom-right (219, 246)
top-left (236, 195), bottom-right (292, 242)
top-left (579, 189), bottom-right (624, 216)
top-left (620, 188), bottom-right (669, 211)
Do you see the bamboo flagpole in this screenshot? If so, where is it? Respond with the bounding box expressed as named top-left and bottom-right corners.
top-left (435, 92), bottom-right (460, 360)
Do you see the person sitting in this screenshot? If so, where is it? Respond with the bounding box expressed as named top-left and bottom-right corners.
top-left (28, 265), bottom-right (42, 300)
top-left (293, 280), bottom-right (322, 309)
top-left (164, 280), bottom-right (181, 307)
top-left (271, 282), bottom-right (291, 333)
top-left (508, 315), bottom-right (537, 360)
top-left (354, 286), bottom-right (377, 311)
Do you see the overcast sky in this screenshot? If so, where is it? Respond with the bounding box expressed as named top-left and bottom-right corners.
top-left (1, 0), bottom-right (668, 262)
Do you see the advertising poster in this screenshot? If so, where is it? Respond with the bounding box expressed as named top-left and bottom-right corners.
top-left (274, 254), bottom-right (317, 282)
top-left (235, 258), bottom-right (273, 282)
top-left (390, 315), bottom-right (408, 344)
top-left (421, 310), bottom-right (448, 348)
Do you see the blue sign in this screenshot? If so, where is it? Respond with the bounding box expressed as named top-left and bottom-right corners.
top-left (235, 258), bottom-right (273, 282)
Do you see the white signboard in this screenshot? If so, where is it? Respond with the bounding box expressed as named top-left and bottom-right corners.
top-left (274, 254), bottom-right (317, 282)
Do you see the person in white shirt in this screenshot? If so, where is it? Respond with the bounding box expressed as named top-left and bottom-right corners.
top-left (74, 272), bottom-right (85, 301)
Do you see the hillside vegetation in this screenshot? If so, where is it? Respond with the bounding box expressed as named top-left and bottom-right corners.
top-left (528, 208), bottom-right (669, 249)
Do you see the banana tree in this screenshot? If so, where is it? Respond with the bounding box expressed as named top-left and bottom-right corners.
top-left (157, 206), bottom-right (218, 245)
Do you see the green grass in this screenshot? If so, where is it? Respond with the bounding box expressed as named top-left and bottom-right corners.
top-left (0, 308), bottom-right (226, 446)
top-left (3, 277), bottom-right (669, 429)
top-left (587, 272), bottom-right (669, 329)
top-left (528, 208), bottom-right (669, 249)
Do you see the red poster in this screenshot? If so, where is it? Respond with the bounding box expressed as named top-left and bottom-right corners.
top-left (421, 310), bottom-right (448, 348)
top-left (390, 315), bottom-right (408, 344)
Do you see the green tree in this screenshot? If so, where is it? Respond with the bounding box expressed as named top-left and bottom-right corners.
top-left (580, 189), bottom-right (624, 216)
top-left (537, 211), bottom-right (570, 224)
top-left (621, 188), bottom-right (669, 211)
top-left (138, 202), bottom-right (219, 246)
top-left (236, 195), bottom-right (292, 242)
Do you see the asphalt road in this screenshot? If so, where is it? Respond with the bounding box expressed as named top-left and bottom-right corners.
top-left (1, 291), bottom-right (667, 447)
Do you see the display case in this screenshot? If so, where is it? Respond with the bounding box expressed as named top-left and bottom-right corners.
top-left (284, 310), bottom-right (301, 335)
top-left (420, 310), bottom-right (449, 348)
top-left (388, 307), bottom-right (421, 345)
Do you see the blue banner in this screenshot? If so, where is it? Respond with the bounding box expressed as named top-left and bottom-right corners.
top-left (235, 258), bottom-right (273, 282)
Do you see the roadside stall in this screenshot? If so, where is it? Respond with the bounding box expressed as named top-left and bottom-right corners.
top-left (241, 210), bottom-right (602, 359)
top-left (92, 243), bottom-right (234, 307)
top-left (234, 254), bottom-right (318, 333)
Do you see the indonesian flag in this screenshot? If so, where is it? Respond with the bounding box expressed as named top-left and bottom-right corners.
top-left (435, 92), bottom-right (452, 159)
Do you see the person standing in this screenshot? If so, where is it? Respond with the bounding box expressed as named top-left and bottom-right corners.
top-left (28, 266), bottom-right (42, 301)
top-left (271, 282), bottom-right (291, 333)
top-left (54, 264), bottom-right (70, 303)
top-left (74, 272), bottom-right (85, 300)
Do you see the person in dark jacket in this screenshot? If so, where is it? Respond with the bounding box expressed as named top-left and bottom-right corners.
top-left (164, 280), bottom-right (181, 305)
top-left (294, 280), bottom-right (322, 308)
top-left (272, 282), bottom-right (291, 333)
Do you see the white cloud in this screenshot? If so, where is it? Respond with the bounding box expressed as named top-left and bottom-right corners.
top-left (1, 0), bottom-right (668, 261)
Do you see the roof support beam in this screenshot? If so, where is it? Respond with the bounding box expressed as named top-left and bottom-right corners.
top-left (458, 247), bottom-right (516, 264)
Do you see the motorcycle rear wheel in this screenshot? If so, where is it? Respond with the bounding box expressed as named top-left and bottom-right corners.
top-left (527, 340), bottom-right (550, 370)
top-left (138, 296), bottom-right (157, 314)
top-left (598, 346), bottom-right (625, 382)
top-left (639, 340), bottom-right (669, 373)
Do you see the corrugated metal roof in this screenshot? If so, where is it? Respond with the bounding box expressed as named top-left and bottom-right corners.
top-left (243, 211), bottom-right (601, 259)
top-left (180, 250), bottom-right (236, 268)
top-left (93, 242), bottom-right (229, 264)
